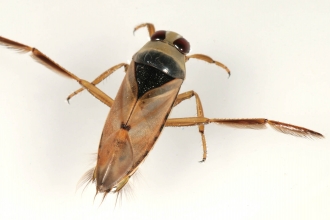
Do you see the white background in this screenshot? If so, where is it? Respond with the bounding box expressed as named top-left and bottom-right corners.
top-left (0, 0), bottom-right (329, 219)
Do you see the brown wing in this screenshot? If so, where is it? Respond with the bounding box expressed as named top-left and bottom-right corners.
top-left (100, 61), bottom-right (183, 169)
top-left (95, 61), bottom-right (182, 192)
top-left (127, 78), bottom-right (183, 167)
top-left (96, 129), bottom-right (133, 192)
top-left (94, 61), bottom-right (138, 192)
top-left (100, 61), bottom-right (138, 137)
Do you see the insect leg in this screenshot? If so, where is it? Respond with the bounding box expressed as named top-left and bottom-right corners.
top-left (173, 90), bottom-right (197, 107)
top-left (133, 23), bottom-right (156, 37)
top-left (66, 63), bottom-right (128, 102)
top-left (0, 36), bottom-right (114, 107)
top-left (166, 117), bottom-right (323, 138)
top-left (186, 54), bottom-right (231, 77)
top-left (168, 90), bottom-right (208, 162)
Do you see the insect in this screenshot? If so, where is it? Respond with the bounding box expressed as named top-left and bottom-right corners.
top-left (0, 23), bottom-right (323, 201)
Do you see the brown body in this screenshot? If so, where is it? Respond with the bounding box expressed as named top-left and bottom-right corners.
top-left (96, 61), bottom-right (183, 192)
top-left (0, 23), bottom-right (323, 200)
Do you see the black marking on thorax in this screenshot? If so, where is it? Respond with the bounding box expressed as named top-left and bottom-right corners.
top-left (135, 63), bottom-right (174, 98)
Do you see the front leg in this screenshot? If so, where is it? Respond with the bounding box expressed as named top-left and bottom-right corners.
top-left (186, 54), bottom-right (231, 77)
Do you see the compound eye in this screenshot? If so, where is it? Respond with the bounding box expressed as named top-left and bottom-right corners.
top-left (173, 37), bottom-right (190, 54)
top-left (151, 30), bottom-right (166, 41)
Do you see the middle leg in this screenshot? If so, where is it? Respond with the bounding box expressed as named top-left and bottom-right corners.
top-left (167, 90), bottom-right (208, 162)
top-left (66, 63), bottom-right (128, 102)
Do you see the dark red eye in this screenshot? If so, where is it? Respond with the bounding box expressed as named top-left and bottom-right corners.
top-left (173, 37), bottom-right (190, 54)
top-left (151, 30), bottom-right (166, 41)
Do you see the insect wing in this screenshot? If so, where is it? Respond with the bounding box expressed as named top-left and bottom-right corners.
top-left (128, 75), bottom-right (183, 167)
top-left (96, 129), bottom-right (133, 191)
top-left (96, 61), bottom-right (182, 191)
